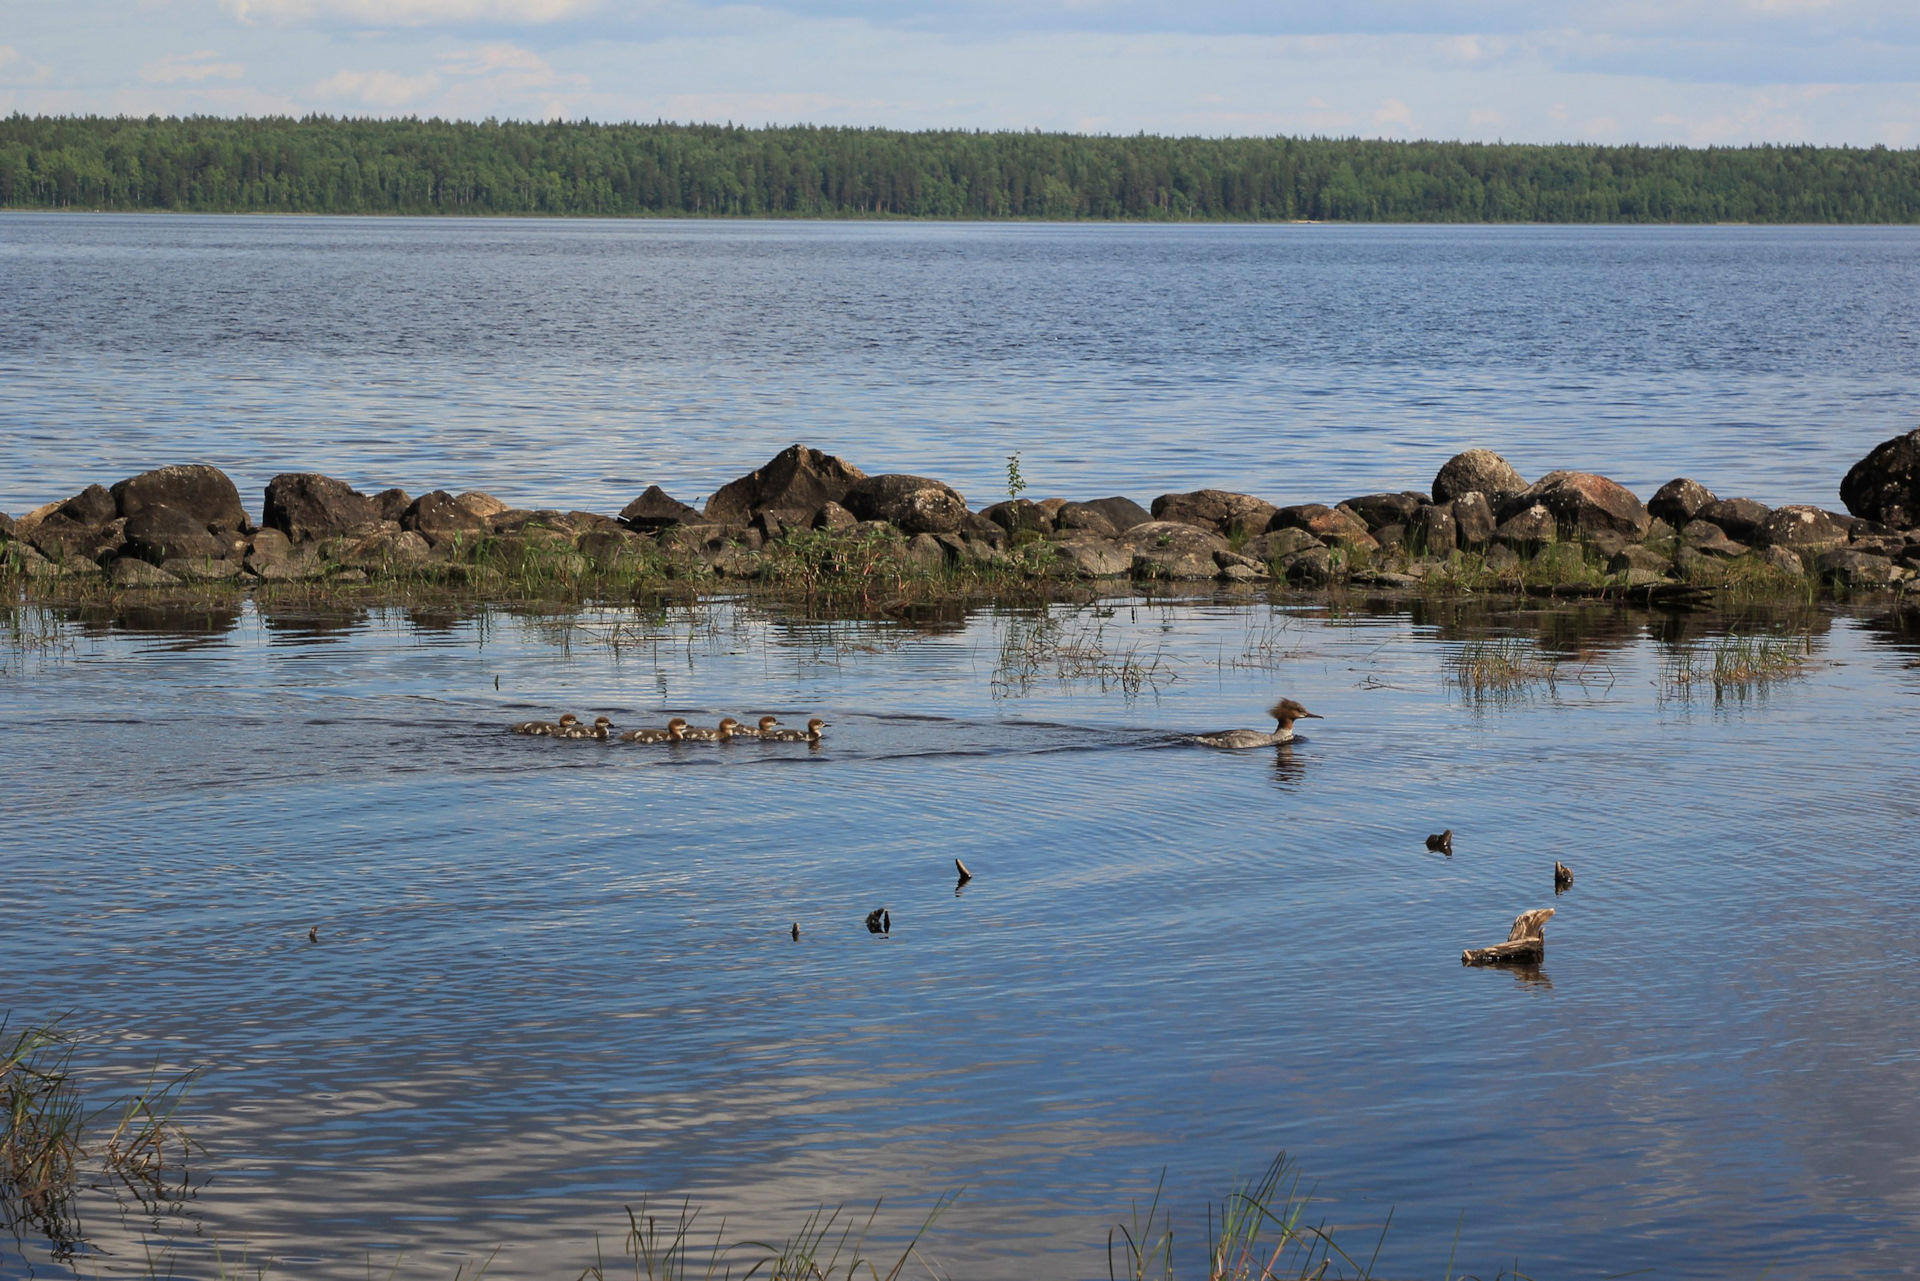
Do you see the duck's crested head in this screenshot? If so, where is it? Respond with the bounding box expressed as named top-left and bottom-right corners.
top-left (558, 713), bottom-right (580, 726)
top-left (757, 716), bottom-right (781, 732)
top-left (1270, 698), bottom-right (1321, 724)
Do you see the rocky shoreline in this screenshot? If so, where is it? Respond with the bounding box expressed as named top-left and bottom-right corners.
top-left (5, 432), bottom-right (1919, 602)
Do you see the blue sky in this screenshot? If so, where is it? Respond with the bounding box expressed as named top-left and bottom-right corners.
top-left (2, 0), bottom-right (1917, 143)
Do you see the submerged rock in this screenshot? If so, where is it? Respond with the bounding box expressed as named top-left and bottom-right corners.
top-left (841, 474), bottom-right (969, 535)
top-left (1840, 426), bottom-right (1920, 528)
top-left (1649, 478), bottom-right (1717, 527)
top-left (1433, 449), bottom-right (1527, 504)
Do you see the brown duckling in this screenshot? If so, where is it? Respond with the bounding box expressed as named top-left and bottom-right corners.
top-left (679, 717), bottom-right (741, 743)
top-left (764, 717), bottom-right (828, 743)
top-left (560, 715), bottom-right (615, 740)
top-left (620, 717), bottom-right (688, 744)
top-left (511, 712), bottom-right (579, 736)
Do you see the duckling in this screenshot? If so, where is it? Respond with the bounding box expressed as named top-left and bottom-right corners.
top-left (511, 712), bottom-right (578, 736)
top-left (734, 715), bottom-right (783, 739)
top-left (620, 717), bottom-right (688, 744)
top-left (1192, 699), bottom-right (1321, 750)
top-left (559, 715), bottom-right (615, 740)
top-left (679, 717), bottom-right (741, 743)
top-left (1554, 860), bottom-right (1574, 891)
top-left (1426, 829), bottom-right (1454, 855)
top-left (764, 717), bottom-right (828, 743)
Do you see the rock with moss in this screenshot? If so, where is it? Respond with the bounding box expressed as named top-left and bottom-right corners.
top-left (1754, 505), bottom-right (1852, 554)
top-left (1433, 450), bottom-right (1527, 504)
top-left (842, 474), bottom-right (969, 535)
top-left (1649, 478), bottom-right (1717, 527)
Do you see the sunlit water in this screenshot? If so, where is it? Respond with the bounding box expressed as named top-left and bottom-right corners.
top-left (4, 593), bottom-right (1920, 1279)
top-left (3, 217), bottom-right (1920, 517)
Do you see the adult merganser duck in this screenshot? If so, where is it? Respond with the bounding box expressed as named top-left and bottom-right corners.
top-left (764, 718), bottom-right (828, 743)
top-left (1191, 699), bottom-right (1321, 750)
top-left (620, 717), bottom-right (688, 744)
top-left (735, 716), bottom-right (782, 739)
top-left (560, 715), bottom-right (614, 739)
top-left (511, 712), bottom-right (578, 736)
top-left (679, 717), bottom-right (741, 742)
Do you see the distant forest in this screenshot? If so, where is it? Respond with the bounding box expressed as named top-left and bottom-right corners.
top-left (6, 115), bottom-right (1920, 223)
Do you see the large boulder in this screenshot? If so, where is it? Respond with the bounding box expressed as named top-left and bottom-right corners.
top-left (1433, 450), bottom-right (1527, 504)
top-left (265, 473), bottom-right (382, 544)
top-left (1754, 505), bottom-right (1852, 554)
top-left (1074, 496), bottom-right (1151, 533)
top-left (112, 465), bottom-right (247, 533)
top-left (1507, 471), bottom-right (1650, 540)
top-left (402, 490), bottom-right (490, 546)
top-left (1149, 489), bottom-right (1276, 537)
top-left (1115, 521), bottom-right (1232, 557)
top-left (1696, 497), bottom-right (1772, 544)
top-left (840, 474), bottom-right (969, 535)
top-left (1451, 492), bottom-right (1496, 548)
top-left (1840, 427), bottom-right (1920, 528)
top-left (123, 506), bottom-right (230, 564)
top-left (1648, 478), bottom-right (1717, 528)
top-left (704, 444), bottom-right (866, 526)
top-left (59, 483), bottom-right (119, 527)
top-left (619, 485), bottom-right (704, 530)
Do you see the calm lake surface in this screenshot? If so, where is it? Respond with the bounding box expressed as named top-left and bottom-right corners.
top-left (5, 217), bottom-right (1920, 1279)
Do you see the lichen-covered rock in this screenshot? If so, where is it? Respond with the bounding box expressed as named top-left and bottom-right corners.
top-left (619, 485), bottom-right (704, 530)
top-left (1074, 496), bottom-right (1151, 533)
top-left (1696, 497), bottom-right (1772, 544)
top-left (265, 473), bottom-right (381, 543)
top-left (1150, 489), bottom-right (1276, 537)
top-left (1409, 505), bottom-right (1457, 557)
top-left (1508, 471), bottom-right (1650, 539)
top-left (112, 465), bottom-right (247, 532)
top-left (1341, 492), bottom-right (1427, 530)
top-left (1758, 545), bottom-right (1805, 576)
top-left (1494, 504), bottom-right (1557, 547)
top-left (1114, 521), bottom-right (1232, 557)
top-left (1754, 505), bottom-right (1852, 553)
top-left (1648, 478), bottom-right (1717, 528)
top-left (1839, 426), bottom-right (1920, 528)
top-left (1433, 450), bottom-right (1527, 504)
top-left (841, 474), bottom-right (969, 535)
top-left (982, 499), bottom-right (1055, 535)
top-left (705, 444), bottom-right (867, 526)
top-left (1817, 548), bottom-right (1900, 587)
top-left (1450, 493), bottom-right (1496, 548)
top-left (403, 490), bottom-right (490, 547)
top-left (123, 505), bottom-right (231, 564)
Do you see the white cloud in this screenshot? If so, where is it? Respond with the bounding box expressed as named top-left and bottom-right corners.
top-left (224, 0), bottom-right (600, 27)
top-left (312, 67), bottom-right (443, 106)
top-left (141, 51), bottom-right (246, 83)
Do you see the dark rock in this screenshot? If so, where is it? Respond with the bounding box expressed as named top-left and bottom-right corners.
top-left (705, 444), bottom-right (867, 526)
top-left (1281, 546), bottom-right (1334, 585)
top-left (123, 505), bottom-right (229, 564)
top-left (162, 557), bottom-right (242, 582)
top-left (1610, 545), bottom-right (1673, 575)
top-left (960, 512), bottom-right (1009, 547)
top-left (108, 557), bottom-right (180, 588)
top-left (1115, 521), bottom-right (1231, 557)
top-left (982, 499), bottom-right (1055, 535)
top-left (1269, 504), bottom-right (1371, 542)
top-left (343, 529), bottom-right (435, 569)
top-left (815, 501), bottom-right (858, 532)
top-left (265, 473), bottom-right (382, 543)
top-left (619, 485), bottom-right (704, 530)
top-left (1053, 538), bottom-right (1134, 577)
top-left (1817, 548), bottom-right (1901, 587)
top-left (1494, 504), bottom-right (1556, 548)
top-left (1840, 426), bottom-right (1920, 527)
top-left (403, 491), bottom-right (490, 547)
top-left (372, 488), bottom-right (413, 523)
top-left (112, 465), bottom-right (246, 532)
top-left (29, 516), bottom-right (106, 563)
top-left (1242, 528), bottom-right (1323, 561)
top-left (59, 483), bottom-right (120, 527)
top-left (1648, 478), bottom-right (1717, 527)
top-left (659, 523), bottom-right (737, 556)
top-left (1849, 532), bottom-right (1908, 558)
top-left (1150, 489), bottom-right (1277, 537)
top-left (1584, 530), bottom-right (1630, 560)
top-left (1645, 517), bottom-right (1677, 543)
top-left (1483, 544), bottom-right (1521, 571)
top-left (841, 474), bottom-right (969, 535)
top-left (1053, 503), bottom-right (1120, 538)
top-left (755, 508), bottom-right (814, 541)
top-left (1680, 520), bottom-right (1748, 558)
top-left (249, 529), bottom-right (293, 560)
top-left (1373, 523), bottom-right (1406, 551)
top-left (1409, 505), bottom-right (1457, 557)
top-left (0, 511), bottom-right (13, 540)
top-left (1341, 492), bottom-right (1427, 530)
top-left (905, 533), bottom-right (946, 571)
top-left (1075, 496), bottom-right (1152, 533)
top-left (1696, 497), bottom-right (1772, 544)
top-left (1754, 505), bottom-right (1852, 554)
top-left (1451, 492), bottom-right (1496, 548)
top-left (1433, 449), bottom-right (1527, 504)
top-left (1507, 471), bottom-right (1650, 539)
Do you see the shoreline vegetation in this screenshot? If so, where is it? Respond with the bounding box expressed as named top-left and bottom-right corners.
top-left (4, 436), bottom-right (1918, 614)
top-left (6, 117), bottom-right (1920, 223)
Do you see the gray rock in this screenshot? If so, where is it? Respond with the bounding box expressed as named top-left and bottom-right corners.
top-left (328, 568), bottom-right (370, 585)
top-left (981, 498), bottom-right (1055, 535)
top-left (1212, 549), bottom-right (1269, 575)
top-left (1817, 548), bottom-right (1900, 587)
top-left (1482, 544), bottom-right (1521, 571)
top-left (1074, 496), bottom-right (1152, 533)
top-left (123, 505), bottom-right (229, 564)
top-left (1840, 426), bottom-right (1920, 528)
top-left (1149, 489), bottom-right (1277, 537)
top-left (372, 488), bottom-right (413, 523)
top-left (1680, 520), bottom-right (1748, 559)
top-left (1610, 545), bottom-right (1673, 574)
top-left (265, 473), bottom-right (382, 543)
top-left (815, 501), bottom-right (858, 532)
top-left (1410, 505), bottom-right (1457, 557)
top-left (1053, 539), bottom-right (1133, 577)
top-left (1433, 449), bottom-right (1527, 504)
top-left (619, 485), bottom-right (704, 530)
top-left (1451, 492), bottom-right (1496, 548)
top-left (905, 532), bottom-right (946, 570)
top-left (109, 557), bottom-right (181, 588)
top-left (1341, 492), bottom-right (1427, 530)
top-left (1504, 470), bottom-right (1650, 539)
top-left (841, 474), bottom-right (970, 535)
top-left (1115, 521), bottom-right (1232, 557)
top-left (1280, 546), bottom-right (1334, 585)
top-left (1373, 523), bottom-right (1406, 551)
top-left (161, 557), bottom-right (242, 582)
top-left (112, 465), bottom-right (247, 532)
top-left (705, 444), bottom-right (867, 526)
top-left (1216, 562), bottom-right (1265, 583)
top-left (1696, 497), bottom-right (1772, 543)
top-left (249, 528), bottom-right (293, 560)
top-left (1754, 504), bottom-right (1852, 554)
top-left (345, 529), bottom-right (436, 569)
top-left (1242, 528), bottom-right (1323, 561)
top-left (1848, 532), bottom-right (1909, 558)
top-left (1131, 551), bottom-right (1217, 580)
top-left (1052, 502), bottom-right (1120, 538)
top-left (403, 490), bottom-right (490, 547)
top-left (1648, 478), bottom-right (1717, 527)
top-left (1494, 504), bottom-right (1557, 547)
top-left (1758, 545), bottom-right (1805, 576)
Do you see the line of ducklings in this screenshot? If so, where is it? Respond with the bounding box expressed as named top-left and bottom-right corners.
top-left (510, 712), bottom-right (828, 743)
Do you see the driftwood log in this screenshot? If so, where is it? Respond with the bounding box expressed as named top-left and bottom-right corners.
top-left (1462, 907), bottom-right (1555, 966)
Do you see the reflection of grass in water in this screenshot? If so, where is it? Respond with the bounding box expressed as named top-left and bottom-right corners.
top-left (2, 606), bottom-right (75, 674)
top-left (1662, 632), bottom-right (1814, 701)
top-left (992, 608), bottom-right (1176, 699)
top-left (1448, 637), bottom-right (1562, 700)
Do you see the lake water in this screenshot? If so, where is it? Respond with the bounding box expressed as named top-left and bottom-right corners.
top-left (6, 217), bottom-right (1920, 1280)
top-left (2, 216), bottom-right (1919, 517)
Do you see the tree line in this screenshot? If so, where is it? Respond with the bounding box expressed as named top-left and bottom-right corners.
top-left (5, 115), bottom-right (1920, 223)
